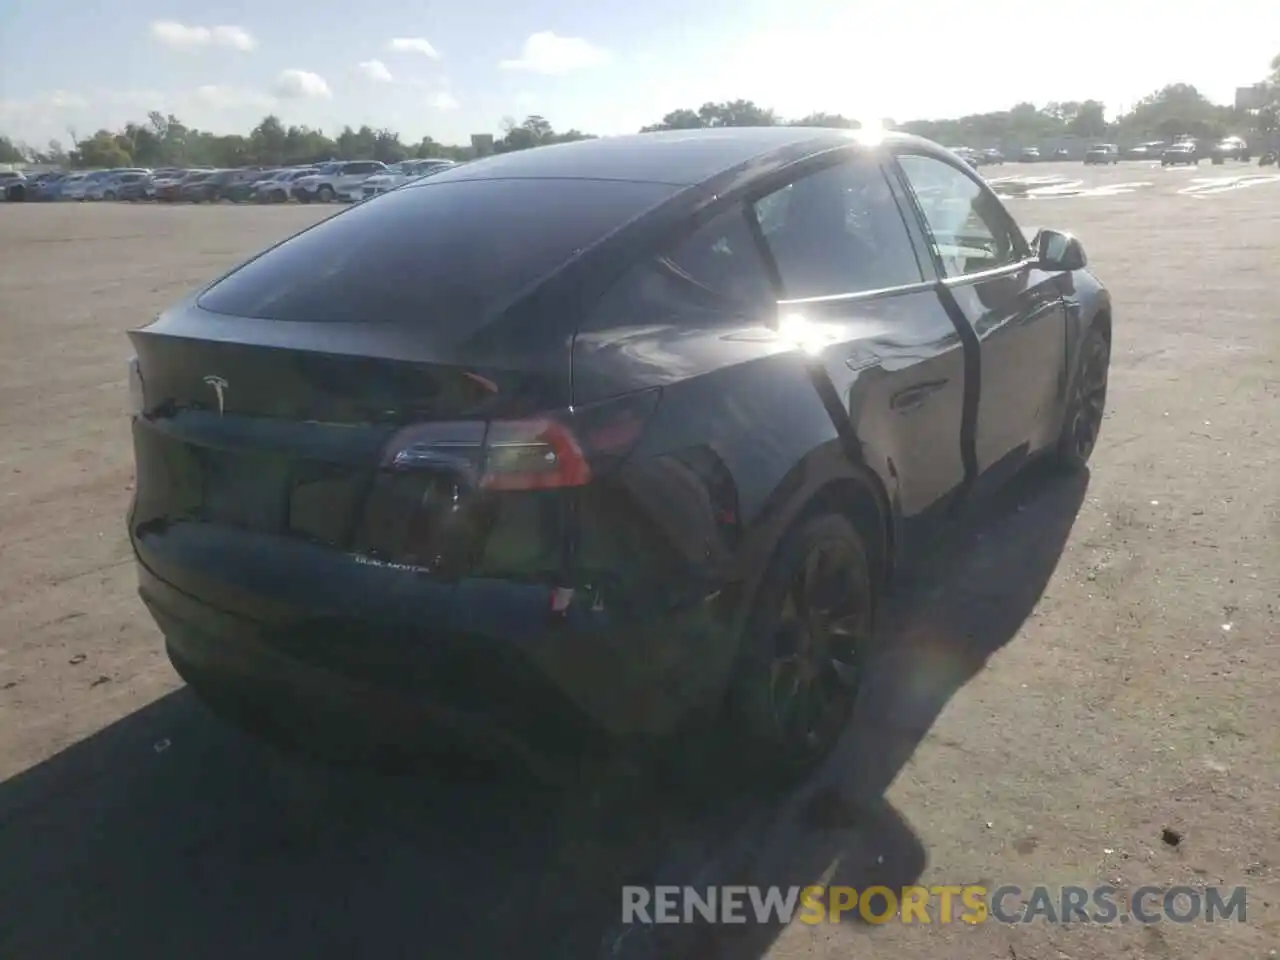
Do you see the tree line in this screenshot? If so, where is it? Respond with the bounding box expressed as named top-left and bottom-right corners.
top-left (3, 65), bottom-right (1278, 171)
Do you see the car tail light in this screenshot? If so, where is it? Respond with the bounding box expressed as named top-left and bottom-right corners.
top-left (380, 388), bottom-right (661, 492)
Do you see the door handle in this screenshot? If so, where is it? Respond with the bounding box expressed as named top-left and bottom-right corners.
top-left (890, 379), bottom-right (949, 412)
top-left (845, 349), bottom-right (880, 372)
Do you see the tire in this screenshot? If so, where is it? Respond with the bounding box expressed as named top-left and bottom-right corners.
top-left (104, 190), bottom-right (117, 200)
top-left (721, 512), bottom-right (877, 784)
top-left (297, 193), bottom-right (311, 204)
top-left (1055, 325), bottom-right (1110, 471)
top-left (317, 185), bottom-right (335, 202)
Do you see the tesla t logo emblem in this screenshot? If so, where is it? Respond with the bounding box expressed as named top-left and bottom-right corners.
top-left (202, 375), bottom-right (228, 415)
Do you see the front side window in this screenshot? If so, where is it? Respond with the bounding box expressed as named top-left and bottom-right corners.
top-left (896, 154), bottom-right (1023, 278)
top-left (750, 158), bottom-right (924, 299)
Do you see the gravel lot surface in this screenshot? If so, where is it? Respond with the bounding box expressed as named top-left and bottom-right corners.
top-left (1, 161), bottom-right (1277, 959)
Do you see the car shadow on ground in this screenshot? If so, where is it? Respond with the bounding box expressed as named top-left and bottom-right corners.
top-left (0, 463), bottom-right (1087, 960)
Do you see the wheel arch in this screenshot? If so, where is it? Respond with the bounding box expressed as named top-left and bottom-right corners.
top-left (727, 441), bottom-right (898, 639)
top-left (1092, 307), bottom-right (1112, 344)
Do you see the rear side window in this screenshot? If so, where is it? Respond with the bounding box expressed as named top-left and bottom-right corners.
top-left (582, 206), bottom-right (775, 332)
top-left (751, 158), bottom-right (924, 299)
top-left (198, 178), bottom-right (677, 326)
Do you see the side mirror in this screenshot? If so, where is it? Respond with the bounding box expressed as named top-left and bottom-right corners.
top-left (1035, 229), bottom-right (1087, 271)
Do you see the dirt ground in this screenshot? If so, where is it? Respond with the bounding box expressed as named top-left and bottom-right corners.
top-left (0, 161), bottom-right (1277, 959)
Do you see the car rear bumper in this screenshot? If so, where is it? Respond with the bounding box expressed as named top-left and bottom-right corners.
top-left (130, 518), bottom-right (727, 763)
top-left (141, 562), bottom-right (597, 773)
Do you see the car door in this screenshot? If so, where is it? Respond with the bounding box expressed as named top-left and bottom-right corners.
top-left (343, 162), bottom-right (379, 190)
top-left (894, 151), bottom-right (1067, 484)
top-left (747, 153), bottom-right (973, 550)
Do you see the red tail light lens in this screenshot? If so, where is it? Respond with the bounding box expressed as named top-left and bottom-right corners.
top-left (381, 387), bottom-right (661, 492)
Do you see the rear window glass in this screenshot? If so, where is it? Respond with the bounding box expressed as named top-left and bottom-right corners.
top-left (197, 177), bottom-right (678, 326)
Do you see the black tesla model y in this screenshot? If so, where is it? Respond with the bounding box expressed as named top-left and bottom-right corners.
top-left (127, 128), bottom-right (1111, 780)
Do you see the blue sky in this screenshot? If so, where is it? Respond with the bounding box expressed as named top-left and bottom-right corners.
top-left (2, 0), bottom-right (1277, 149)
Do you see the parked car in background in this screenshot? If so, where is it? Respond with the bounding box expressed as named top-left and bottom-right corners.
top-left (178, 170), bottom-right (228, 202)
top-left (84, 169), bottom-right (146, 200)
top-left (1, 170), bottom-right (28, 201)
top-left (125, 128), bottom-right (1112, 781)
top-left (359, 158), bottom-right (456, 199)
top-left (980, 148), bottom-right (1004, 165)
top-left (1161, 142), bottom-right (1199, 167)
top-left (1210, 136), bottom-right (1250, 164)
top-left (98, 170), bottom-right (151, 200)
top-left (1019, 146), bottom-right (1041, 162)
top-left (1126, 141), bottom-right (1166, 160)
top-left (1052, 147), bottom-right (1071, 160)
top-left (253, 167), bottom-right (316, 202)
top-left (61, 173), bottom-right (94, 200)
top-left (222, 169), bottom-right (279, 202)
top-left (293, 160), bottom-right (388, 203)
top-left (946, 146), bottom-right (980, 168)
top-left (150, 170), bottom-right (197, 201)
top-left (156, 170), bottom-right (211, 202)
top-left (1259, 151), bottom-right (1277, 167)
top-left (112, 172), bottom-right (153, 201)
top-left (1083, 144), bottom-right (1119, 165)
top-left (31, 172), bottom-right (68, 200)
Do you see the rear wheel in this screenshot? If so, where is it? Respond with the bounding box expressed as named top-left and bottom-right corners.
top-left (722, 513), bottom-right (875, 784)
top-left (317, 185), bottom-right (335, 202)
top-left (1055, 325), bottom-right (1110, 470)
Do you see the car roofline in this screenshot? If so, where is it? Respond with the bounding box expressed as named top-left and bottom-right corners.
top-left (460, 128), bottom-right (947, 358)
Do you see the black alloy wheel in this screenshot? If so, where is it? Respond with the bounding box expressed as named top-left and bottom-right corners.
top-left (1057, 327), bottom-right (1110, 469)
top-left (726, 513), bottom-right (875, 781)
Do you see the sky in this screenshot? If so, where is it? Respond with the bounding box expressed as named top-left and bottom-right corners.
top-left (1, 0), bottom-right (1277, 149)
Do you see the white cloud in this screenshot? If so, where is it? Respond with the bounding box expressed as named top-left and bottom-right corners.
top-left (192, 85), bottom-right (275, 110)
top-left (499, 32), bottom-right (610, 75)
top-left (0, 90), bottom-right (90, 119)
top-left (272, 69), bottom-right (332, 100)
top-left (431, 91), bottom-right (460, 111)
top-left (388, 37), bottom-right (439, 58)
top-left (149, 21), bottom-right (257, 51)
top-left (356, 59), bottom-right (394, 82)
top-left (513, 91), bottom-right (538, 109)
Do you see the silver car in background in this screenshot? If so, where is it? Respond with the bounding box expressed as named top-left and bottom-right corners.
top-left (253, 167), bottom-right (317, 203)
top-left (359, 158), bottom-right (456, 200)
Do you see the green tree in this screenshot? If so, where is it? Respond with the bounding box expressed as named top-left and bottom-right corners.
top-left (1067, 100), bottom-right (1108, 138)
top-left (641, 108), bottom-right (703, 132)
top-left (74, 130), bottom-right (133, 167)
top-left (1114, 84), bottom-right (1231, 141)
top-left (249, 115), bottom-right (287, 165)
top-left (0, 135), bottom-right (24, 163)
top-left (790, 112), bottom-right (860, 129)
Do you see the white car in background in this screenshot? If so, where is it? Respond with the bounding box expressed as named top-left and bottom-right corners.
top-left (291, 160), bottom-right (388, 203)
top-left (359, 158), bottom-right (457, 200)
